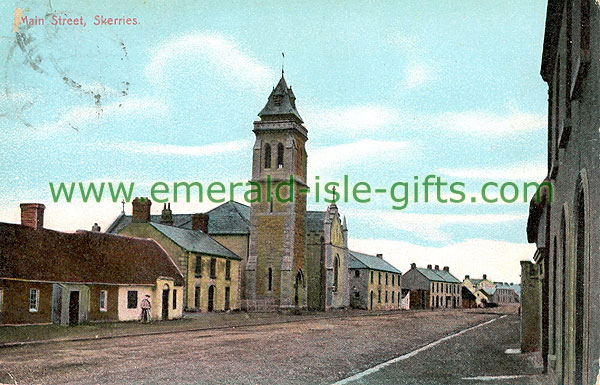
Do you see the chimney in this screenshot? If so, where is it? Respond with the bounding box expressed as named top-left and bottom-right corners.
top-left (91, 223), bottom-right (101, 232)
top-left (483, 274), bottom-right (487, 280)
top-left (427, 264), bottom-right (432, 269)
top-left (443, 266), bottom-right (449, 272)
top-left (410, 263), bottom-right (416, 269)
top-left (434, 264), bottom-right (439, 270)
top-left (132, 197), bottom-right (152, 223)
top-left (376, 253), bottom-right (383, 259)
top-left (192, 213), bottom-right (209, 233)
top-left (465, 275), bottom-right (470, 280)
top-left (20, 203), bottom-right (45, 230)
top-left (161, 203), bottom-right (173, 226)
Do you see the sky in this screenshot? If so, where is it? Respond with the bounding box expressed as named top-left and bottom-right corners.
top-left (0, 0), bottom-right (549, 282)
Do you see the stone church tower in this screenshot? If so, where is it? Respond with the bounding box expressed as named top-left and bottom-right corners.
top-left (245, 74), bottom-right (308, 309)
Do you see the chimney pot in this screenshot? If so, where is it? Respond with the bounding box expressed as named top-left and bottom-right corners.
top-left (434, 265), bottom-right (439, 270)
top-left (91, 222), bottom-right (101, 232)
top-left (465, 275), bottom-right (470, 279)
top-left (20, 203), bottom-right (45, 230)
top-left (410, 263), bottom-right (416, 269)
top-left (161, 202), bottom-right (173, 226)
top-left (132, 197), bottom-right (152, 223)
top-left (483, 274), bottom-right (487, 280)
top-left (192, 213), bottom-right (209, 233)
top-left (376, 253), bottom-right (383, 259)
top-left (443, 266), bottom-right (449, 272)
top-left (427, 264), bottom-right (432, 269)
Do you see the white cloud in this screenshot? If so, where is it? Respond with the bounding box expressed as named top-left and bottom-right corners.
top-left (439, 161), bottom-right (547, 181)
top-left (308, 139), bottom-right (411, 176)
top-left (38, 97), bottom-right (168, 132)
top-left (433, 110), bottom-right (545, 136)
top-left (102, 139), bottom-right (251, 157)
top-left (351, 210), bottom-right (527, 242)
top-left (303, 105), bottom-right (402, 135)
top-left (348, 237), bottom-right (535, 283)
top-left (404, 64), bottom-right (432, 89)
top-left (145, 33), bottom-right (274, 92)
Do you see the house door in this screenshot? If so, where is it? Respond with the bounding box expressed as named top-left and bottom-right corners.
top-left (162, 289), bottom-right (169, 320)
top-left (68, 291), bottom-right (79, 325)
top-left (208, 285), bottom-right (215, 312)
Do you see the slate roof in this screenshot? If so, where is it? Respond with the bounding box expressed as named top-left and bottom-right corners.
top-left (495, 282), bottom-right (521, 297)
top-left (348, 250), bottom-right (401, 274)
top-left (105, 201), bottom-right (251, 236)
top-left (306, 211), bottom-right (326, 233)
top-left (0, 222), bottom-right (184, 286)
top-left (415, 268), bottom-right (461, 283)
top-left (149, 223), bottom-right (240, 260)
top-left (258, 75), bottom-right (303, 123)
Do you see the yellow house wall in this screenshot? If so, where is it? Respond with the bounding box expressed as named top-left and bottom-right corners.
top-left (367, 270), bottom-right (403, 310)
top-left (187, 253), bottom-right (240, 312)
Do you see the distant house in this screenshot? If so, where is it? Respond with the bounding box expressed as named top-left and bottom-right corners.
top-left (461, 286), bottom-right (477, 309)
top-left (402, 264), bottom-right (462, 309)
top-left (492, 282), bottom-right (521, 304)
top-left (348, 251), bottom-right (402, 310)
top-left (114, 198), bottom-right (242, 312)
top-left (0, 203), bottom-right (184, 326)
top-left (463, 275), bottom-right (520, 306)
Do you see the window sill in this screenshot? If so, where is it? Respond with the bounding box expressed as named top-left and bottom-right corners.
top-left (100, 309), bottom-right (107, 312)
top-left (29, 309), bottom-right (38, 313)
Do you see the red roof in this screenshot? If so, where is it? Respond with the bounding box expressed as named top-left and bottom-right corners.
top-left (0, 222), bottom-right (184, 286)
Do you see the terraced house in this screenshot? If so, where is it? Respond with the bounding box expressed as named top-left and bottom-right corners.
top-left (348, 251), bottom-right (403, 310)
top-left (402, 264), bottom-right (462, 310)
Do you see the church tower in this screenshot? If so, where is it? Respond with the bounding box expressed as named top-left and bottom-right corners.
top-left (245, 74), bottom-right (308, 309)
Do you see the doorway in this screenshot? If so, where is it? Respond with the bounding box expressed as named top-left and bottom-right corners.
top-left (162, 288), bottom-right (169, 320)
top-left (208, 285), bottom-right (215, 312)
top-left (68, 291), bottom-right (79, 325)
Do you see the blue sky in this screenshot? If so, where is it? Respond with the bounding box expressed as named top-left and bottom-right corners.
top-left (0, 0), bottom-right (548, 281)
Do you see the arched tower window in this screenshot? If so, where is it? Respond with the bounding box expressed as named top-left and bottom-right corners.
top-left (264, 144), bottom-right (271, 169)
top-left (277, 143), bottom-right (284, 168)
top-left (267, 267), bottom-right (273, 292)
top-left (333, 255), bottom-right (340, 291)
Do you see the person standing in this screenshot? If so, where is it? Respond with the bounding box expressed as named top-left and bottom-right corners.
top-left (141, 294), bottom-right (152, 323)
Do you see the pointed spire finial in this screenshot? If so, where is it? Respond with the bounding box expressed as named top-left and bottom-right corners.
top-left (281, 52), bottom-right (285, 76)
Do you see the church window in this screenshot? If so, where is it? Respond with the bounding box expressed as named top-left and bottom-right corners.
top-left (273, 94), bottom-right (282, 106)
top-left (268, 267), bottom-right (273, 291)
top-left (333, 255), bottom-right (340, 291)
top-left (264, 144), bottom-right (271, 169)
top-left (370, 271), bottom-right (374, 284)
top-left (277, 143), bottom-right (284, 168)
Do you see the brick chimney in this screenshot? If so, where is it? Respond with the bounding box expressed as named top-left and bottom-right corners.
top-left (192, 213), bottom-right (209, 233)
top-left (465, 275), bottom-right (470, 280)
top-left (132, 197), bottom-right (152, 223)
top-left (376, 253), bottom-right (383, 259)
top-left (20, 203), bottom-right (45, 230)
top-left (410, 263), bottom-right (416, 269)
top-left (443, 266), bottom-right (449, 272)
top-left (483, 274), bottom-right (487, 280)
top-left (434, 264), bottom-right (439, 270)
top-left (160, 203), bottom-right (173, 226)
top-left (427, 264), bottom-right (432, 269)
top-left (91, 223), bottom-right (101, 232)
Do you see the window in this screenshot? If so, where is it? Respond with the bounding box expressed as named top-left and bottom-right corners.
top-left (99, 290), bottom-right (107, 312)
top-left (268, 267), bottom-right (273, 291)
top-left (354, 291), bottom-right (360, 298)
top-left (370, 271), bottom-right (373, 284)
top-left (378, 290), bottom-right (381, 303)
top-left (264, 144), bottom-right (271, 169)
top-left (333, 256), bottom-right (340, 291)
top-left (173, 290), bottom-right (177, 309)
top-left (378, 272), bottom-right (381, 285)
top-left (195, 255), bottom-right (202, 277)
top-left (225, 260), bottom-right (231, 280)
top-left (385, 273), bottom-right (388, 285)
top-left (355, 270), bottom-right (360, 278)
top-left (385, 291), bottom-right (388, 303)
top-left (194, 286), bottom-right (201, 309)
top-left (392, 275), bottom-right (395, 286)
top-left (29, 288), bottom-right (39, 312)
top-left (225, 287), bottom-right (230, 311)
top-left (210, 258), bottom-right (216, 278)
top-left (127, 290), bottom-right (138, 309)
top-left (392, 291), bottom-right (395, 303)
top-left (277, 143), bottom-right (284, 168)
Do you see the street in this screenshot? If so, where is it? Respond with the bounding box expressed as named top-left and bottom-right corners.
top-left (0, 310), bottom-right (545, 385)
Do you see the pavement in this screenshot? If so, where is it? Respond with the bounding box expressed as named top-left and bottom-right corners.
top-left (0, 307), bottom-right (547, 385)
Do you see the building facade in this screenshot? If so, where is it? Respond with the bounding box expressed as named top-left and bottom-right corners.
top-left (0, 204), bottom-right (184, 325)
top-left (116, 199), bottom-right (242, 312)
top-left (348, 251), bottom-right (403, 311)
top-left (525, 1), bottom-right (600, 383)
top-left (402, 264), bottom-right (462, 310)
top-left (305, 204), bottom-right (350, 310)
